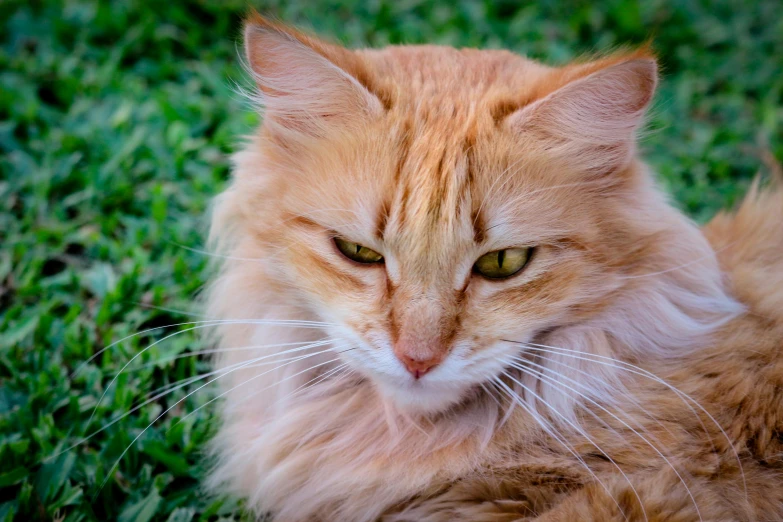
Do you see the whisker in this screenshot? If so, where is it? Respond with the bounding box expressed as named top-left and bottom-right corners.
top-left (142, 340), bottom-right (336, 398)
top-left (491, 377), bottom-right (630, 522)
top-left (73, 318), bottom-right (336, 378)
top-left (516, 340), bottom-right (747, 501)
top-left (480, 382), bottom-right (503, 409)
top-left (173, 347), bottom-right (355, 430)
top-left (513, 350), bottom-right (680, 442)
top-left (272, 363), bottom-right (353, 402)
top-left (519, 342), bottom-right (722, 460)
top-left (83, 320), bottom-right (336, 429)
top-left (509, 358), bottom-right (699, 522)
top-left (143, 357), bottom-right (259, 399)
top-left (95, 345), bottom-right (345, 494)
top-left (132, 302), bottom-right (208, 318)
top-left (497, 370), bottom-right (639, 522)
top-left (229, 346), bottom-right (357, 409)
top-left (479, 382), bottom-right (512, 443)
top-left (124, 338), bottom-right (334, 373)
top-left (169, 241), bottom-right (268, 263)
top-left (57, 341), bottom-right (341, 461)
top-left (283, 362), bottom-right (351, 401)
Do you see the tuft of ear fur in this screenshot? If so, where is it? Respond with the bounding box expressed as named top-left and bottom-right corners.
top-left (243, 12), bottom-right (383, 139)
top-left (507, 54), bottom-right (657, 175)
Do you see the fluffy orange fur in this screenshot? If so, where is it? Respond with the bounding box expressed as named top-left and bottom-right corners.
top-left (205, 13), bottom-right (783, 521)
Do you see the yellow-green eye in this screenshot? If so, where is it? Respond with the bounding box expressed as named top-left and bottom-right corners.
top-left (334, 237), bottom-right (384, 264)
top-left (473, 248), bottom-right (532, 279)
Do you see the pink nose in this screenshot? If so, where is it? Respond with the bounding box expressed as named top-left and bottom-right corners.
top-left (398, 354), bottom-right (441, 379)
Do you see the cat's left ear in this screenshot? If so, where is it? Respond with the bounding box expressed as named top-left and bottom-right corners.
top-left (243, 13), bottom-right (384, 139)
top-left (506, 51), bottom-right (657, 175)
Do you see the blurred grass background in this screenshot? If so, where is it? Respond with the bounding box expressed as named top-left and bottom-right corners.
top-left (1, 0), bottom-right (781, 520)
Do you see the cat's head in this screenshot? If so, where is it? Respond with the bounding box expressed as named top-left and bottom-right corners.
top-left (223, 15), bottom-right (731, 413)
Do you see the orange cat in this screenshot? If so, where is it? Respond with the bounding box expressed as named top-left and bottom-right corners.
top-left (205, 13), bottom-right (783, 521)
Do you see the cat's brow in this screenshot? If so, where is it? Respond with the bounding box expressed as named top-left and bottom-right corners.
top-left (375, 199), bottom-right (390, 241)
top-left (471, 208), bottom-right (486, 243)
top-left (426, 147), bottom-right (449, 222)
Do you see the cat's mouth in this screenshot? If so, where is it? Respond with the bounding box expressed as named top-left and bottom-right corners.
top-left (369, 366), bottom-right (476, 414)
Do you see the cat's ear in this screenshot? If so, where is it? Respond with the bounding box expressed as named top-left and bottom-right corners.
top-left (506, 52), bottom-right (657, 175)
top-left (243, 13), bottom-right (383, 138)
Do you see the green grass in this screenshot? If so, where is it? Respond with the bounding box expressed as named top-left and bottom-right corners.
top-left (1, 0), bottom-right (781, 520)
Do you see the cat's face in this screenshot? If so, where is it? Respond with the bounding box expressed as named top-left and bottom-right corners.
top-left (239, 17), bottom-right (658, 412)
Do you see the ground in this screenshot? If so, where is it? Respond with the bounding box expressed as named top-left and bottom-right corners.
top-left (1, 0), bottom-right (781, 520)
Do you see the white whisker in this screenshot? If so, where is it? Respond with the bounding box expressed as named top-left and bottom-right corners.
top-left (497, 370), bottom-right (637, 522)
top-left (74, 318), bottom-right (336, 378)
top-left (509, 357), bottom-right (700, 522)
top-left (97, 345), bottom-right (346, 492)
top-left (521, 341), bottom-right (747, 501)
top-left (492, 377), bottom-right (629, 522)
top-left (169, 242), bottom-right (269, 262)
top-left (283, 363), bottom-right (351, 401)
top-left (143, 339), bottom-right (337, 397)
top-left (83, 320), bottom-right (336, 429)
top-left (56, 341), bottom-right (341, 461)
top-left (132, 302), bottom-right (208, 318)
top-left (124, 338), bottom-right (334, 373)
top-left (518, 350), bottom-right (680, 442)
top-left (177, 348), bottom-right (355, 429)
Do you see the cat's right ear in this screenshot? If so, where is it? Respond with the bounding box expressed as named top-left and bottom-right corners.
top-left (243, 13), bottom-right (383, 139)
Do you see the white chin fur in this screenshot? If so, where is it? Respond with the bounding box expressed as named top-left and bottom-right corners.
top-left (373, 376), bottom-right (468, 414)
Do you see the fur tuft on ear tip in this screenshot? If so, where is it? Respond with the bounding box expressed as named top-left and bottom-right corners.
top-left (244, 8), bottom-right (275, 29)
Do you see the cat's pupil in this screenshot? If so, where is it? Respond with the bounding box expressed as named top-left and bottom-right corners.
top-left (497, 250), bottom-right (505, 268)
top-left (355, 244), bottom-right (362, 255)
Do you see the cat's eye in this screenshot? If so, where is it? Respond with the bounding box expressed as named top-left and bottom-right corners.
top-left (334, 237), bottom-right (384, 264)
top-left (473, 248), bottom-right (532, 279)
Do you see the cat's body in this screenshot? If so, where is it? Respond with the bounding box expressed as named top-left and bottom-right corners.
top-left (205, 14), bottom-right (783, 521)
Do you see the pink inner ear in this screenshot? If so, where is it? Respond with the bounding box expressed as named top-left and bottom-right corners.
top-left (506, 58), bottom-right (658, 174)
top-left (243, 24), bottom-right (383, 137)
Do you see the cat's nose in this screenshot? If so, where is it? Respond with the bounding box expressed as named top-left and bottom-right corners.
top-left (398, 354), bottom-right (442, 379)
